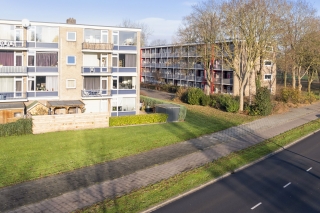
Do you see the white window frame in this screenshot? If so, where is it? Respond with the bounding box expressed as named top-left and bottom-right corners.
top-left (264, 60), bottom-right (272, 66)
top-left (66, 56), bottom-right (76, 65)
top-left (67, 32), bottom-right (76, 41)
top-left (264, 74), bottom-right (272, 81)
top-left (66, 79), bottom-right (76, 88)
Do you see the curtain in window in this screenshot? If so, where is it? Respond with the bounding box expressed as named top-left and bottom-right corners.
top-left (84, 77), bottom-right (100, 90)
top-left (46, 76), bottom-right (58, 91)
top-left (36, 52), bottom-right (58, 66)
top-left (125, 54), bottom-right (136, 67)
top-left (0, 51), bottom-right (14, 66)
top-left (28, 79), bottom-right (34, 91)
top-left (15, 81), bottom-right (22, 91)
top-left (0, 77), bottom-right (14, 92)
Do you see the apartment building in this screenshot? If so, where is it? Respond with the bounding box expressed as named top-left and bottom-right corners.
top-left (0, 18), bottom-right (141, 122)
top-left (141, 44), bottom-right (276, 96)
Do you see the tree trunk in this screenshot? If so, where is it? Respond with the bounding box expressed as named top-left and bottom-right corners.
top-left (239, 84), bottom-right (245, 112)
top-left (308, 81), bottom-right (311, 93)
top-left (292, 68), bottom-right (296, 89)
top-left (284, 71), bottom-right (287, 88)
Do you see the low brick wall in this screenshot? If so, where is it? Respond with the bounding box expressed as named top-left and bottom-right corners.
top-left (32, 113), bottom-right (109, 134)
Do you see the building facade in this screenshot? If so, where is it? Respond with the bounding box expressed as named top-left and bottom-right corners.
top-left (141, 44), bottom-right (276, 96)
top-left (0, 18), bottom-right (141, 121)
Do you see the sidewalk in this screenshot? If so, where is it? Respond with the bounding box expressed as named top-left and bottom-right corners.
top-left (2, 100), bottom-right (320, 213)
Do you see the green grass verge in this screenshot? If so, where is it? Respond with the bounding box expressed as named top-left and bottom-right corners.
top-left (75, 119), bottom-right (320, 213)
top-left (0, 105), bottom-right (256, 188)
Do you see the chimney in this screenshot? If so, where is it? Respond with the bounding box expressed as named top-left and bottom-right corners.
top-left (66, 18), bottom-right (76, 24)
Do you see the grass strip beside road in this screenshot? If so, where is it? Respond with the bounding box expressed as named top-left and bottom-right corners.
top-left (0, 105), bottom-right (256, 188)
top-left (76, 119), bottom-right (320, 213)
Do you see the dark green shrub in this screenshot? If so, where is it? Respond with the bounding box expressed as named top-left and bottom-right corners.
top-left (200, 94), bottom-right (211, 106)
top-left (250, 87), bottom-right (272, 116)
top-left (187, 88), bottom-right (204, 105)
top-left (225, 98), bottom-right (240, 113)
top-left (0, 118), bottom-right (33, 137)
top-left (140, 96), bottom-right (187, 121)
top-left (210, 94), bottom-right (239, 113)
top-left (175, 87), bottom-right (188, 103)
top-left (109, 113), bottom-right (168, 127)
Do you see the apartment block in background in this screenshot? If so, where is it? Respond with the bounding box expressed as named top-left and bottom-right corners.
top-left (141, 44), bottom-right (276, 96)
top-left (0, 18), bottom-right (141, 122)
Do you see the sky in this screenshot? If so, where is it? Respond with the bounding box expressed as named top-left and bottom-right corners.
top-left (1, 0), bottom-right (320, 45)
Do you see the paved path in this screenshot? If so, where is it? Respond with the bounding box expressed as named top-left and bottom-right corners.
top-left (2, 98), bottom-right (320, 213)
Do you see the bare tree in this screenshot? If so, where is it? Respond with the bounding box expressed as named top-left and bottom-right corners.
top-left (178, 0), bottom-right (222, 95)
top-left (119, 18), bottom-right (153, 47)
top-left (278, 0), bottom-right (318, 91)
top-left (219, 0), bottom-right (286, 111)
top-left (149, 39), bottom-right (167, 46)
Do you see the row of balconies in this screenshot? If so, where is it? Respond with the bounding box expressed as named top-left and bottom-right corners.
top-left (0, 66), bottom-right (136, 75)
top-left (0, 39), bottom-right (135, 51)
top-left (142, 52), bottom-right (200, 58)
top-left (0, 88), bottom-right (137, 101)
top-left (142, 63), bottom-right (233, 70)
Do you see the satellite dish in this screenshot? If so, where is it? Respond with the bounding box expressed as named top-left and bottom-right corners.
top-left (22, 19), bottom-right (30, 28)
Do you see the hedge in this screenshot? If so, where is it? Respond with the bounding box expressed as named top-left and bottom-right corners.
top-left (109, 113), bottom-right (168, 127)
top-left (140, 96), bottom-right (187, 121)
top-left (0, 118), bottom-right (33, 137)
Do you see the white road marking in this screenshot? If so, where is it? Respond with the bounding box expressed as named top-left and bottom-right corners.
top-left (251, 202), bottom-right (262, 210)
top-left (307, 167), bottom-right (312, 172)
top-left (283, 182), bottom-right (291, 188)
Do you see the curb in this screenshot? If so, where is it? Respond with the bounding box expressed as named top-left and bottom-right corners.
top-left (141, 128), bottom-right (320, 213)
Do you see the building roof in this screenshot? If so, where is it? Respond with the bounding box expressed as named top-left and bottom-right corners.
top-left (0, 102), bottom-right (25, 110)
top-left (47, 100), bottom-right (84, 108)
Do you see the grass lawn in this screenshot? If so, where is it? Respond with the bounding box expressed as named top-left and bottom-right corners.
top-left (0, 104), bottom-right (257, 188)
top-left (75, 119), bottom-right (320, 213)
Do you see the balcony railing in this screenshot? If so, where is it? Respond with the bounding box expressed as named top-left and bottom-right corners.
top-left (196, 76), bottom-right (205, 81)
top-left (222, 78), bottom-right (233, 84)
top-left (82, 42), bottom-right (113, 50)
top-left (0, 66), bottom-right (27, 74)
top-left (0, 92), bottom-right (27, 100)
top-left (81, 66), bottom-right (110, 74)
top-left (0, 39), bottom-right (26, 48)
top-left (82, 89), bottom-right (111, 97)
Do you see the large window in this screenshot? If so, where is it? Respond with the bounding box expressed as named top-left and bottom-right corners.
top-left (83, 77), bottom-right (100, 90)
top-left (0, 51), bottom-right (14, 66)
top-left (84, 29), bottom-right (101, 43)
top-left (112, 97), bottom-right (136, 111)
top-left (0, 77), bottom-right (14, 92)
top-left (30, 26), bottom-right (59, 42)
top-left (119, 54), bottom-right (136, 67)
top-left (119, 76), bottom-right (136, 89)
top-left (36, 52), bottom-right (58, 66)
top-left (0, 24), bottom-right (14, 40)
top-left (119, 31), bottom-right (137, 45)
top-left (28, 76), bottom-right (58, 91)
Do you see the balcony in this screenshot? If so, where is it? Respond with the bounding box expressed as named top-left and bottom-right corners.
top-left (0, 66), bottom-right (27, 75)
top-left (222, 78), bottom-right (233, 85)
top-left (81, 67), bottom-right (111, 75)
top-left (82, 42), bottom-right (114, 51)
top-left (196, 76), bottom-right (205, 82)
top-left (0, 39), bottom-right (26, 49)
top-left (0, 92), bottom-right (27, 101)
top-left (81, 89), bottom-right (111, 98)
top-left (27, 67), bottom-right (58, 73)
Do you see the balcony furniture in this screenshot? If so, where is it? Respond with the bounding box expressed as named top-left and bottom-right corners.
top-left (3, 40), bottom-right (8, 47)
top-left (9, 41), bottom-right (15, 47)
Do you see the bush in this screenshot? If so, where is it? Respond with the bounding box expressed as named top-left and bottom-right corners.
top-left (277, 88), bottom-right (302, 104)
top-left (250, 87), bottom-right (272, 116)
top-left (210, 94), bottom-right (239, 113)
top-left (0, 118), bottom-right (33, 137)
top-left (305, 92), bottom-right (317, 104)
top-left (109, 113), bottom-right (168, 127)
top-left (175, 87), bottom-right (188, 103)
top-left (140, 96), bottom-right (187, 121)
top-left (200, 94), bottom-right (211, 106)
top-left (187, 88), bottom-right (204, 105)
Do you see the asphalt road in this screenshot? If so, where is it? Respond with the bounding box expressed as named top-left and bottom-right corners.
top-left (153, 131), bottom-right (320, 213)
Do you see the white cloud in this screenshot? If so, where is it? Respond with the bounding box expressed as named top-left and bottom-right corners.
top-left (140, 17), bottom-right (181, 44)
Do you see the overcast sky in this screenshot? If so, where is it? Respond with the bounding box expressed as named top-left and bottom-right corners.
top-left (1, 0), bottom-right (320, 45)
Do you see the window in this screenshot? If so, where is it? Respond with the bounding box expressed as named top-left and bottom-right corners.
top-left (119, 31), bottom-right (137, 45)
top-left (67, 56), bottom-right (76, 65)
top-left (35, 76), bottom-right (58, 91)
top-left (119, 76), bottom-right (136, 89)
top-left (264, 74), bottom-right (272, 80)
top-left (67, 32), bottom-right (76, 41)
top-left (66, 79), bottom-right (76, 88)
top-left (119, 54), bottom-right (136, 67)
top-left (113, 79), bottom-right (118, 89)
top-left (264, 60), bottom-right (272, 66)
top-left (36, 52), bottom-right (58, 66)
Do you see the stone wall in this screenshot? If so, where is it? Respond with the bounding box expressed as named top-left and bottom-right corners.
top-left (32, 113), bottom-right (109, 134)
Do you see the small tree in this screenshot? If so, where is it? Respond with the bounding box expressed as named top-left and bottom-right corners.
top-left (250, 87), bottom-right (272, 116)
